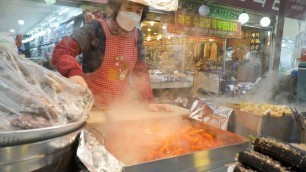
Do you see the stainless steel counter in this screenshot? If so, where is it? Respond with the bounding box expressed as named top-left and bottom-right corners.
top-left (228, 109), bottom-right (301, 143)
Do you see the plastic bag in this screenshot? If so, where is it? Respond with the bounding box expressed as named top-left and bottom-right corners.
top-left (0, 32), bottom-right (93, 131)
top-left (188, 98), bottom-right (233, 130)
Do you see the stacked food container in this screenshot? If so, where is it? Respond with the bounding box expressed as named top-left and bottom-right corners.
top-left (0, 34), bottom-right (93, 171)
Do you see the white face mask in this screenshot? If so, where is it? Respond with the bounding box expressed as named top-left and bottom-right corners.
top-left (116, 11), bottom-right (141, 32)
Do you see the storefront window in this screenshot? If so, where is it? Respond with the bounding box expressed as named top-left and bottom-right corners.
top-left (1, 0), bottom-right (106, 70)
top-left (23, 7), bottom-right (83, 69)
top-left (140, 3), bottom-right (274, 97)
top-left (280, 18), bottom-right (306, 74)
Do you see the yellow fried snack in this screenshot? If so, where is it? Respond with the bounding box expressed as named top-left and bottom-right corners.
top-left (238, 102), bottom-right (292, 117)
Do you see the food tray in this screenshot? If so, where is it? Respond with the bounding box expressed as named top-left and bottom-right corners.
top-left (84, 116), bottom-right (249, 172)
top-left (228, 109), bottom-right (300, 143)
top-left (0, 120), bottom-right (85, 147)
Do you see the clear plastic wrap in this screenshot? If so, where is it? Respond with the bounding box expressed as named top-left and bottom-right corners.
top-left (0, 32), bottom-right (93, 131)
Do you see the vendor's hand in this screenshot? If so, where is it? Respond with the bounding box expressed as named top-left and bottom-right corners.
top-left (69, 75), bottom-right (88, 88)
top-left (147, 104), bottom-right (173, 112)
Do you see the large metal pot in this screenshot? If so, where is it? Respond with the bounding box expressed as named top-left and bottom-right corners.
top-left (0, 124), bottom-right (84, 172)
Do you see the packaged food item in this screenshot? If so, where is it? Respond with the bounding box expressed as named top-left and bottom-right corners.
top-left (0, 32), bottom-right (94, 131)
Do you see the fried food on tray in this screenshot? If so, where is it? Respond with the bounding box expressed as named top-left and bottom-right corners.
top-left (238, 102), bottom-right (292, 117)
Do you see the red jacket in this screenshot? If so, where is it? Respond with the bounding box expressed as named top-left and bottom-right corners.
top-left (52, 19), bottom-right (153, 103)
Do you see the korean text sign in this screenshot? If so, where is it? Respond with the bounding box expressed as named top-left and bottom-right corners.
top-left (173, 11), bottom-right (241, 38)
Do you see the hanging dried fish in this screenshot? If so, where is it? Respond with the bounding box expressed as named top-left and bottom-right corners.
top-left (197, 42), bottom-right (202, 60)
top-left (210, 43), bottom-right (218, 61)
top-left (193, 43), bottom-right (197, 59)
top-left (204, 43), bottom-right (211, 58)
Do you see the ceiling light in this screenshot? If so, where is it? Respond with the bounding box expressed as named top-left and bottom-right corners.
top-left (260, 17), bottom-right (271, 27)
top-left (198, 4), bottom-right (210, 16)
top-left (9, 29), bottom-right (15, 33)
top-left (18, 20), bottom-right (25, 25)
top-left (150, 21), bottom-right (154, 26)
top-left (238, 12), bottom-right (249, 24)
top-left (147, 28), bottom-right (151, 32)
top-left (154, 33), bottom-right (157, 34)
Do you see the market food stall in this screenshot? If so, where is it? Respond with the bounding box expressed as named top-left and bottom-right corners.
top-left (1, 32), bottom-right (305, 171)
top-left (2, 0), bottom-right (306, 171)
top-left (0, 4), bottom-right (250, 171)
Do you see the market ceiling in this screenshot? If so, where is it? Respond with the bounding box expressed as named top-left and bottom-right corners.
top-left (0, 0), bottom-right (104, 34)
top-left (0, 0), bottom-right (62, 34)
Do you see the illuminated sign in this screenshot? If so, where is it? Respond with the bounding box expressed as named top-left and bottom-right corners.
top-left (171, 12), bottom-right (241, 38)
top-left (250, 32), bottom-right (261, 53)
